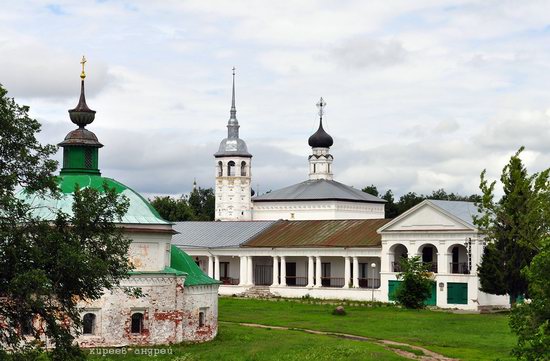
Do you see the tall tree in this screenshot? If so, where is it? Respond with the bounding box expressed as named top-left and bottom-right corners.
top-left (474, 147), bottom-right (549, 303)
top-left (382, 190), bottom-right (399, 219)
top-left (509, 237), bottom-right (550, 359)
top-left (0, 84), bottom-right (131, 360)
top-left (188, 187), bottom-right (215, 221)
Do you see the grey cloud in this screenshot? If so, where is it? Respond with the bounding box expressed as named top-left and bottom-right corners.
top-left (330, 37), bottom-right (407, 69)
top-left (475, 110), bottom-right (550, 152)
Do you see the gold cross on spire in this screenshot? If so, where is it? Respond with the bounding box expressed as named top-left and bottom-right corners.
top-left (80, 55), bottom-right (87, 80)
top-left (316, 97), bottom-right (326, 119)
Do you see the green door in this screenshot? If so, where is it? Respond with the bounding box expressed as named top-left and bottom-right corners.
top-left (388, 280), bottom-right (401, 301)
top-left (447, 282), bottom-right (468, 304)
top-left (388, 280), bottom-right (436, 305)
top-left (425, 282), bottom-right (437, 306)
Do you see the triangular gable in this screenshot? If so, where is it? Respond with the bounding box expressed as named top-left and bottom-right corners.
top-left (378, 200), bottom-right (476, 233)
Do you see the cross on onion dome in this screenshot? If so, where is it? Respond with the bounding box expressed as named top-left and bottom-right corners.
top-left (316, 97), bottom-right (326, 119)
top-left (80, 55), bottom-right (87, 80)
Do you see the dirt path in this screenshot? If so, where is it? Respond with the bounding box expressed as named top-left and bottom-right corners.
top-left (222, 321), bottom-right (459, 361)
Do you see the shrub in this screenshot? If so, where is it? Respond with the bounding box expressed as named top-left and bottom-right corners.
top-left (395, 256), bottom-right (433, 309)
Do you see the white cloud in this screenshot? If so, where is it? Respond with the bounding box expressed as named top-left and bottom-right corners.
top-left (2, 0), bottom-right (550, 199)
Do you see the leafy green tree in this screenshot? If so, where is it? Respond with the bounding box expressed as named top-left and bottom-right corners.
top-left (0, 84), bottom-right (131, 360)
top-left (509, 237), bottom-right (550, 360)
top-left (188, 187), bottom-right (215, 221)
top-left (475, 147), bottom-right (549, 303)
top-left (361, 184), bottom-right (379, 197)
top-left (395, 256), bottom-right (433, 309)
top-left (396, 192), bottom-right (425, 215)
top-left (149, 195), bottom-right (194, 222)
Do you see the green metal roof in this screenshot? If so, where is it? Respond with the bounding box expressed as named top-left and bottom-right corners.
top-left (170, 245), bottom-right (219, 286)
top-left (129, 266), bottom-right (187, 277)
top-left (18, 174), bottom-right (169, 225)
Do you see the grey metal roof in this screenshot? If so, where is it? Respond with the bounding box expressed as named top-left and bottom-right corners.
top-left (214, 137), bottom-right (252, 158)
top-left (428, 200), bottom-right (479, 227)
top-left (253, 179), bottom-right (386, 203)
top-left (172, 221), bottom-right (277, 248)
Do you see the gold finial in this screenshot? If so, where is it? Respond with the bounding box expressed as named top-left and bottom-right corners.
top-left (80, 55), bottom-right (87, 80)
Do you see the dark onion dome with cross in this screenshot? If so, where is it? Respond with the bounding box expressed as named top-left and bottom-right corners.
top-left (214, 68), bottom-right (252, 158)
top-left (17, 57), bottom-right (170, 225)
top-left (253, 97), bottom-right (385, 205)
top-left (308, 97), bottom-right (333, 148)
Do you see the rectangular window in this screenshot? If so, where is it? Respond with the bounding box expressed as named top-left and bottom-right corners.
top-left (198, 307), bottom-right (208, 328)
top-left (220, 262), bottom-right (229, 278)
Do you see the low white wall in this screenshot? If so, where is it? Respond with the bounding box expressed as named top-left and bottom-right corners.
top-left (271, 286), bottom-right (382, 301)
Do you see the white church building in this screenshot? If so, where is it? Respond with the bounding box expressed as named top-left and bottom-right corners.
top-left (174, 71), bottom-right (510, 311)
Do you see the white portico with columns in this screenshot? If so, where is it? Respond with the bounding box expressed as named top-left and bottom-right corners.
top-left (378, 200), bottom-right (510, 310)
top-left (175, 200), bottom-right (512, 310)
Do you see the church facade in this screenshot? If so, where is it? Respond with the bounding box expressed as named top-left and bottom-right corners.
top-left (177, 74), bottom-right (510, 311)
top-left (18, 63), bottom-right (219, 347)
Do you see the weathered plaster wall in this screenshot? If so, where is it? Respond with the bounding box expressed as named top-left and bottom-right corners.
top-left (76, 275), bottom-right (219, 347)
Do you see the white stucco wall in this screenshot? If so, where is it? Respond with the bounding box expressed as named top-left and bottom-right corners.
top-left (252, 200), bottom-right (384, 220)
top-left (215, 156), bottom-right (252, 221)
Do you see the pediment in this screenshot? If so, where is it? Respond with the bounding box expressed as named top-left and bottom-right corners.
top-left (380, 202), bottom-right (474, 232)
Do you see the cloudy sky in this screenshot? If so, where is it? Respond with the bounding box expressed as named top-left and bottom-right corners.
top-left (2, 1), bottom-right (550, 198)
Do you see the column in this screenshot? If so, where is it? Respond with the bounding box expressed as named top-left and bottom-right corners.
top-left (343, 256), bottom-right (351, 288)
top-left (247, 256), bottom-right (254, 285)
top-left (214, 256), bottom-right (220, 280)
top-left (207, 256), bottom-right (214, 278)
top-left (280, 256), bottom-right (287, 287)
top-left (272, 256), bottom-right (279, 286)
top-left (352, 256), bottom-right (359, 288)
top-left (307, 256), bottom-right (314, 287)
top-left (437, 252), bottom-right (445, 274)
top-left (315, 256), bottom-right (322, 287)
top-left (238, 256), bottom-right (247, 286)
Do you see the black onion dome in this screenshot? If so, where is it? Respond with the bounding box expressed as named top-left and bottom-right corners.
top-left (308, 119), bottom-right (333, 148)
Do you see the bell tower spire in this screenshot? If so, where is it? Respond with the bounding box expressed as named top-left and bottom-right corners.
top-left (214, 68), bottom-right (253, 221)
top-left (58, 56), bottom-right (103, 175)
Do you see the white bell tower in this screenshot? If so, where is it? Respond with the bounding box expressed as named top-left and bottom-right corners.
top-left (214, 68), bottom-right (253, 221)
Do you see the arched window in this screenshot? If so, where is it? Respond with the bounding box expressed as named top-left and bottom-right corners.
top-left (199, 311), bottom-right (205, 328)
top-left (217, 161), bottom-right (223, 177)
top-left (83, 313), bottom-right (96, 335)
top-left (240, 161), bottom-right (247, 176)
top-left (227, 161), bottom-right (236, 176)
top-left (131, 312), bottom-right (144, 334)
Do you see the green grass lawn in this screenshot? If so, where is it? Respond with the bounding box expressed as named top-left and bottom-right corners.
top-left (218, 298), bottom-right (516, 361)
top-left (87, 322), bottom-right (407, 361)
top-left (87, 297), bottom-right (516, 361)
